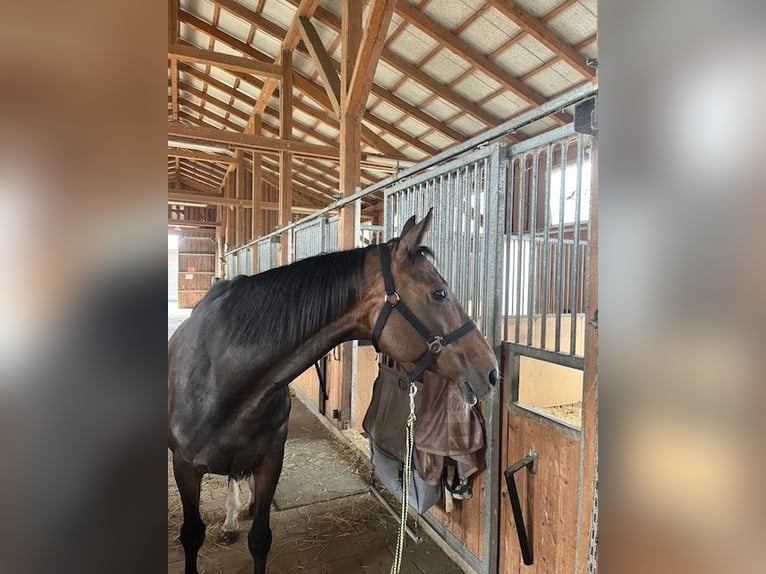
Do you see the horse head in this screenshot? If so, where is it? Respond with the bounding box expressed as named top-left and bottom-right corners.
top-left (362, 209), bottom-right (498, 405)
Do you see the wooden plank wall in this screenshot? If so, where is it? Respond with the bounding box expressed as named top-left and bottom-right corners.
top-left (499, 411), bottom-right (581, 573)
top-left (177, 228), bottom-right (216, 308)
top-left (352, 346), bottom-right (380, 432)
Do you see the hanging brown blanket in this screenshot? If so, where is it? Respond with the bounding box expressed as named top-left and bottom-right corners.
top-left (413, 370), bottom-right (485, 485)
top-left (362, 363), bottom-right (485, 512)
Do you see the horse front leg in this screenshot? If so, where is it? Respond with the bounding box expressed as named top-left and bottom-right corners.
top-left (172, 450), bottom-right (206, 574)
top-left (248, 449), bottom-right (284, 574)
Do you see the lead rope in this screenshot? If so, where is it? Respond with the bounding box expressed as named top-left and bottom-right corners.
top-left (390, 382), bottom-right (417, 574)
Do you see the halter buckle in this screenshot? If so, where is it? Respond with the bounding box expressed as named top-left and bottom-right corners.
top-left (384, 291), bottom-right (401, 307)
top-left (427, 336), bottom-right (445, 354)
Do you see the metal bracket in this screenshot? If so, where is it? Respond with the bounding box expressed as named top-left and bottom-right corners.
top-left (574, 97), bottom-right (597, 135)
top-left (504, 450), bottom-right (538, 565)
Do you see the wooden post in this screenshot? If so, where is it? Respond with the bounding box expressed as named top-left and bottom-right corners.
top-left (333, 0), bottom-right (364, 429)
top-left (576, 141), bottom-right (598, 574)
top-left (235, 149), bottom-right (245, 247)
top-left (279, 48), bottom-right (293, 265)
top-left (215, 207), bottom-right (223, 278)
top-left (251, 117), bottom-right (263, 242)
top-left (251, 118), bottom-right (263, 274)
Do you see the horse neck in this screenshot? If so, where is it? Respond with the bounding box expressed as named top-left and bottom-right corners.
top-left (252, 249), bottom-right (375, 384)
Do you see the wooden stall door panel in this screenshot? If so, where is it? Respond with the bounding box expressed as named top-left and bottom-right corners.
top-left (352, 346), bottom-right (379, 432)
top-left (177, 231), bottom-right (216, 308)
top-left (499, 414), bottom-right (580, 574)
top-left (429, 468), bottom-right (484, 561)
top-left (293, 363), bottom-right (319, 408)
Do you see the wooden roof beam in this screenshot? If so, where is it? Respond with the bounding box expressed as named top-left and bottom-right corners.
top-left (169, 190), bottom-right (318, 213)
top-left (178, 158), bottom-right (229, 180)
top-left (395, 1), bottom-right (569, 124)
top-left (178, 156), bottom-right (229, 178)
top-left (487, 0), bottom-right (594, 79)
top-left (178, 162), bottom-right (226, 184)
top-left (168, 149), bottom-right (237, 164)
top-left (168, 122), bottom-right (339, 160)
top-left (247, 0), bottom-right (321, 133)
top-left (178, 97), bottom-right (243, 131)
top-left (344, 0), bottom-right (397, 118)
top-left (176, 174), bottom-right (222, 194)
top-left (177, 169), bottom-right (223, 190)
top-left (169, 43), bottom-right (282, 78)
top-left (179, 13), bottom-right (413, 160)
top-left (297, 16), bottom-right (341, 117)
top-left (306, 2), bottom-right (503, 128)
top-left (168, 218), bottom-right (221, 228)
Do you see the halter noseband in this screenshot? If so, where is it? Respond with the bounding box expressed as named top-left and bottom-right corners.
top-left (370, 243), bottom-right (476, 382)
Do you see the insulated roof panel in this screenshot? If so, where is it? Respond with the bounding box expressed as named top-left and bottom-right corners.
top-left (387, 26), bottom-right (440, 64)
top-left (418, 52), bottom-right (472, 85)
top-left (184, 0), bottom-right (215, 25)
top-left (453, 71), bottom-right (502, 102)
top-left (494, 42), bottom-right (548, 77)
top-left (524, 65), bottom-right (577, 97)
top-left (421, 0), bottom-right (478, 30)
top-left (216, 9), bottom-right (251, 43)
top-left (459, 8), bottom-right (521, 54)
top-left (421, 98), bottom-right (462, 123)
top-left (394, 79), bottom-right (434, 108)
top-left (547, 2), bottom-right (598, 45)
top-left (261, 0), bottom-right (297, 27)
top-left (515, 0), bottom-right (563, 19)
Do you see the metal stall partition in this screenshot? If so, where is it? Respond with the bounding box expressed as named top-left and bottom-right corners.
top-left (382, 143), bottom-right (506, 574)
top-left (226, 252), bottom-right (236, 279)
top-left (237, 248), bottom-right (251, 276)
top-left (292, 218), bottom-right (326, 262)
top-left (324, 215), bottom-right (339, 252)
top-left (257, 236), bottom-right (280, 273)
top-left (291, 217), bottom-right (331, 412)
top-left (498, 120), bottom-right (597, 574)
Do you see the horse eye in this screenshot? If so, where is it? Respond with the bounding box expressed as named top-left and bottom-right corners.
top-left (431, 289), bottom-right (447, 300)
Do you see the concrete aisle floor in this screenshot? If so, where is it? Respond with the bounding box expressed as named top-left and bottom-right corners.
top-left (168, 305), bottom-right (466, 574)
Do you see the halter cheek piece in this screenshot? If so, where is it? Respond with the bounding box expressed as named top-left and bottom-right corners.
top-left (370, 244), bottom-right (476, 382)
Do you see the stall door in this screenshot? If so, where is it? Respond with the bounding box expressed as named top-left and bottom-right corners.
top-left (498, 129), bottom-right (597, 574)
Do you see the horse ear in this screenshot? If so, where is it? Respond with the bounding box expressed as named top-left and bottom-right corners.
top-left (394, 208), bottom-right (433, 263)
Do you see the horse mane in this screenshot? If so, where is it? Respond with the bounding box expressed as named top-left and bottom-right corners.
top-left (199, 245), bottom-right (377, 350)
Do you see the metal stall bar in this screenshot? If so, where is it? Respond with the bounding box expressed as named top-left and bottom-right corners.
top-left (526, 151), bottom-right (540, 346)
top-left (540, 145), bottom-right (553, 347)
top-left (514, 153), bottom-right (526, 344)
top-left (554, 143), bottom-right (568, 353)
top-left (570, 137), bottom-right (585, 355)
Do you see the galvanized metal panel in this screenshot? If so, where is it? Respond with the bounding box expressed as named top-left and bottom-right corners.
top-left (501, 129), bottom-right (593, 358)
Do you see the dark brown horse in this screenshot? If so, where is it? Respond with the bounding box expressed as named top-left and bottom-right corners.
top-left (168, 211), bottom-right (498, 574)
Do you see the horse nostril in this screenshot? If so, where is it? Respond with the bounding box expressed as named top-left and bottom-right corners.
top-left (488, 369), bottom-right (498, 387)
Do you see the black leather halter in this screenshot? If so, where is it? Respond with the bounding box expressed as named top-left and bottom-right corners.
top-left (370, 244), bottom-right (476, 382)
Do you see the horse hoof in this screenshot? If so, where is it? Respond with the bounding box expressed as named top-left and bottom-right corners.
top-left (220, 530), bottom-right (240, 544)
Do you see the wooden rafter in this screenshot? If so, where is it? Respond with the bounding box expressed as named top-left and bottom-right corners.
top-left (247, 0), bottom-right (321, 133)
top-left (169, 44), bottom-right (282, 78)
top-left (487, 0), bottom-right (594, 79)
top-left (306, 2), bottom-right (503, 128)
top-left (345, 0), bottom-right (397, 118)
top-left (395, 1), bottom-right (569, 124)
top-left (180, 13), bottom-right (428, 158)
top-left (168, 149), bottom-right (237, 164)
top-left (179, 60), bottom-right (405, 159)
top-left (169, 122), bottom-right (339, 160)
top-left (297, 17), bottom-right (341, 117)
top-left (198, 4), bottom-right (462, 152)
top-left (168, 190), bottom-right (317, 213)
